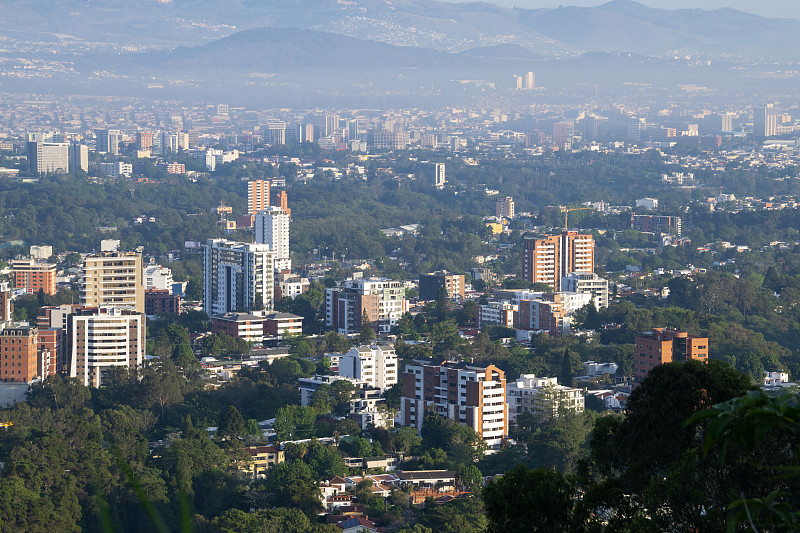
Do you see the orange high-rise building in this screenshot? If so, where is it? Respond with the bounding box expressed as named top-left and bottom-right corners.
top-left (247, 180), bottom-right (270, 215)
top-left (522, 230), bottom-right (594, 290)
top-left (273, 190), bottom-right (291, 217)
top-left (11, 259), bottom-right (57, 295)
top-left (633, 328), bottom-right (709, 383)
top-left (0, 326), bottom-right (39, 383)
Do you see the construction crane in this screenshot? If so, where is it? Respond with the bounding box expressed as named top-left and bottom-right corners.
top-left (560, 206), bottom-right (592, 230)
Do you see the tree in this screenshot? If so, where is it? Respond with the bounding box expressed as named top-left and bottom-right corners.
top-left (455, 463), bottom-right (482, 491)
top-left (218, 405), bottom-right (245, 440)
top-left (483, 465), bottom-right (575, 533)
top-left (559, 348), bottom-right (580, 387)
top-left (359, 310), bottom-right (376, 344)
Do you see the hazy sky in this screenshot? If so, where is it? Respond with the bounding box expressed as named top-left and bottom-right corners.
top-left (445, 0), bottom-right (800, 20)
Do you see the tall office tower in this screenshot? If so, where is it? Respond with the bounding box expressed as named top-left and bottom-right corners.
top-left (719, 112), bottom-right (734, 132)
top-left (399, 359), bottom-right (508, 449)
top-left (525, 71), bottom-right (535, 89)
top-left (325, 115), bottom-right (340, 137)
top-left (202, 239), bottom-right (276, 317)
top-left (495, 196), bottom-right (515, 218)
top-left (254, 207), bottom-right (291, 271)
top-left (303, 123), bottom-right (315, 143)
top-left (584, 115), bottom-right (600, 141)
top-left (11, 259), bottom-right (57, 295)
top-left (0, 282), bottom-right (13, 322)
top-left (151, 132), bottom-right (165, 155)
top-left (418, 162), bottom-right (446, 189)
top-left (553, 121), bottom-right (574, 145)
top-left (418, 271), bottom-right (465, 301)
top-left (523, 231), bottom-right (595, 290)
top-left (754, 104), bottom-right (779, 139)
top-left (27, 141), bottom-right (69, 175)
top-left (514, 75), bottom-right (523, 89)
top-left (338, 345), bottom-right (398, 392)
top-left (137, 131), bottom-right (154, 150)
top-left (633, 328), bottom-right (708, 384)
top-left (68, 143), bottom-right (88, 173)
top-left (247, 179), bottom-right (270, 215)
top-left (0, 326), bottom-right (39, 383)
top-left (81, 252), bottom-right (145, 314)
top-left (267, 122), bottom-right (286, 145)
top-left (69, 308), bottom-right (144, 387)
top-left (626, 117), bottom-right (646, 142)
top-left (273, 190), bottom-right (291, 216)
top-left (347, 119), bottom-right (360, 140)
top-left (325, 278), bottom-right (409, 334)
top-left (95, 129), bottom-right (121, 155)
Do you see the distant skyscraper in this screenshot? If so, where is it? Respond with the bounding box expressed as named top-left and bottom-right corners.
top-left (753, 104), bottom-right (778, 139)
top-left (626, 117), bottom-right (646, 142)
top-left (81, 251), bottom-right (144, 314)
top-left (525, 71), bottom-right (535, 89)
top-left (514, 75), bottom-right (523, 89)
top-left (254, 206), bottom-right (291, 270)
top-left (69, 143), bottom-right (88, 173)
top-left (419, 162), bottom-right (445, 189)
top-left (95, 129), bottom-right (121, 155)
top-left (247, 179), bottom-right (270, 215)
top-left (273, 190), bottom-right (291, 217)
top-left (325, 115), bottom-right (340, 137)
top-left (553, 121), bottom-right (574, 146)
top-left (304, 123), bottom-right (315, 143)
top-left (496, 196), bottom-right (515, 218)
top-left (267, 121), bottom-right (286, 145)
top-left (217, 104), bottom-right (229, 116)
top-left (137, 132), bottom-right (153, 150)
top-left (27, 141), bottom-right (69, 175)
top-left (202, 239), bottom-right (276, 316)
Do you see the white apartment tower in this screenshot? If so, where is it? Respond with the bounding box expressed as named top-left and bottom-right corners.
top-left (338, 345), bottom-right (398, 392)
top-left (255, 207), bottom-right (290, 271)
top-left (70, 308), bottom-right (144, 387)
top-left (27, 142), bottom-right (70, 175)
top-left (202, 239), bottom-right (276, 317)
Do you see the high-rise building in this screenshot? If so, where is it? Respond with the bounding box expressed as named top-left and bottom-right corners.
top-left (496, 196), bottom-right (515, 218)
top-left (272, 190), bottom-right (291, 217)
top-left (418, 271), bottom-right (465, 301)
top-left (247, 179), bottom-right (270, 215)
top-left (631, 214), bottom-right (682, 235)
top-left (560, 272), bottom-right (609, 309)
top-left (399, 359), bottom-right (508, 449)
top-left (418, 162), bottom-right (445, 189)
top-left (95, 129), bottom-right (121, 155)
top-left (217, 104), bottom-right (229, 116)
top-left (338, 345), bottom-right (398, 392)
top-left (633, 328), bottom-right (708, 384)
top-left (523, 231), bottom-right (595, 290)
top-left (552, 121), bottom-right (574, 146)
top-left (11, 259), bottom-right (57, 295)
top-left (137, 132), bottom-right (153, 150)
top-left (626, 117), bottom-right (646, 142)
top-left (27, 141), bottom-right (69, 175)
top-left (69, 308), bottom-right (144, 387)
top-left (68, 143), bottom-right (88, 173)
top-left (254, 207), bottom-right (290, 271)
top-left (754, 103), bottom-right (779, 139)
top-left (514, 75), bottom-right (523, 89)
top-left (0, 283), bottom-right (13, 322)
top-left (524, 71), bottom-right (535, 89)
top-left (202, 239), bottom-right (276, 317)
top-left (37, 327), bottom-right (64, 379)
top-left (304, 123), bottom-right (315, 143)
top-left (325, 115), bottom-right (340, 137)
top-left (0, 326), bottom-right (39, 383)
top-left (267, 121), bottom-right (286, 145)
top-left (81, 252), bottom-right (144, 314)
top-left (325, 278), bottom-right (408, 334)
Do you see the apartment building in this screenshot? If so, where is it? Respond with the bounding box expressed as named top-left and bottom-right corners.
top-left (0, 325), bottom-right (39, 383)
top-left (27, 141), bottom-right (69, 175)
top-left (506, 374), bottom-right (584, 424)
top-left (247, 179), bottom-right (270, 215)
top-left (560, 272), bottom-right (609, 309)
top-left (11, 259), bottom-right (57, 295)
top-left (325, 278), bottom-right (408, 334)
top-left (418, 271), bottom-right (465, 301)
top-left (476, 301), bottom-right (517, 329)
top-left (144, 289), bottom-right (180, 316)
top-left (143, 264), bottom-right (173, 291)
top-left (631, 214), bottom-right (682, 235)
top-left (69, 308), bottom-right (144, 388)
top-left (202, 239), bottom-right (276, 317)
top-left (254, 207), bottom-right (290, 271)
top-left (81, 252), bottom-right (144, 314)
top-left (400, 359), bottom-right (508, 449)
top-left (633, 328), bottom-right (709, 384)
top-left (523, 230), bottom-right (594, 290)
top-left (338, 345), bottom-right (398, 392)
top-left (495, 196), bottom-right (515, 218)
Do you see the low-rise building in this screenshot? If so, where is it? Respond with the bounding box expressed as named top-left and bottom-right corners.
top-left (506, 374), bottom-right (584, 424)
top-left (338, 345), bottom-right (398, 392)
top-left (633, 328), bottom-right (708, 384)
top-left (241, 446), bottom-right (285, 479)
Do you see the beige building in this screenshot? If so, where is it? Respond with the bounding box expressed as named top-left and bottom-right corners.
top-left (81, 252), bottom-right (144, 313)
top-left (241, 446), bottom-right (285, 479)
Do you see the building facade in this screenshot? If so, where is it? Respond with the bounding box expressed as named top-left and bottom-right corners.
top-left (202, 239), bottom-right (276, 317)
top-left (523, 231), bottom-right (595, 290)
top-left (418, 271), bottom-right (465, 301)
top-left (81, 252), bottom-right (144, 314)
top-left (27, 141), bottom-right (70, 175)
top-left (338, 345), bottom-right (398, 392)
top-left (325, 278), bottom-right (408, 334)
top-left (247, 179), bottom-right (270, 215)
top-left (506, 374), bottom-right (584, 424)
top-left (0, 326), bottom-right (39, 383)
top-left (254, 207), bottom-right (290, 269)
top-left (495, 196), bottom-right (515, 219)
top-left (631, 214), bottom-right (682, 235)
top-left (11, 259), bottom-right (57, 295)
top-left (560, 272), bottom-right (609, 309)
top-left (633, 328), bottom-right (709, 384)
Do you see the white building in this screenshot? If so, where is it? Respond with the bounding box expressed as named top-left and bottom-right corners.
top-left (338, 345), bottom-right (398, 392)
top-left (255, 207), bottom-right (290, 270)
top-left (635, 198), bottom-right (658, 210)
top-left (29, 245), bottom-right (53, 261)
top-left (144, 264), bottom-right (174, 291)
top-left (205, 149), bottom-right (239, 171)
top-left (325, 278), bottom-right (409, 334)
top-left (69, 308), bottom-right (144, 387)
top-left (477, 301), bottom-right (517, 329)
top-left (297, 375), bottom-right (370, 407)
top-left (27, 142), bottom-right (69, 175)
top-left (560, 273), bottom-right (609, 309)
top-left (506, 374), bottom-right (584, 424)
top-left (202, 239), bottom-right (276, 317)
top-left (98, 162), bottom-right (133, 178)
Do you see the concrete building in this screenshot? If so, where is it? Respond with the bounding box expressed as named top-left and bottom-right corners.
top-left (69, 308), bottom-right (144, 388)
top-left (560, 272), bottom-right (609, 309)
top-left (418, 162), bottom-right (446, 189)
top-left (37, 327), bottom-right (64, 379)
top-left (477, 301), bottom-right (518, 329)
top-left (254, 207), bottom-right (290, 271)
top-left (81, 252), bottom-right (144, 314)
top-left (553, 121), bottom-right (574, 147)
top-left (247, 179), bottom-right (270, 215)
top-left (325, 278), bottom-right (408, 334)
top-left (524, 71), bottom-right (535, 89)
top-left (241, 446), bottom-right (285, 479)
top-left (0, 284), bottom-right (13, 322)
top-left (29, 245), bottom-right (53, 261)
top-left (495, 196), bottom-right (515, 219)
top-left (69, 143), bottom-right (89, 173)
top-left (212, 312), bottom-right (268, 343)
top-left (263, 312), bottom-right (303, 339)
top-left (631, 214), bottom-right (682, 235)
top-left (633, 328), bottom-right (709, 384)
top-left (506, 374), bottom-right (584, 424)
top-left (202, 239), bottom-right (276, 317)
top-left (144, 289), bottom-right (181, 316)
top-left (143, 264), bottom-right (173, 291)
top-left (418, 271), bottom-right (465, 301)
top-left (635, 198), bottom-right (658, 210)
top-left (27, 141), bottom-right (69, 175)
top-left (400, 359), bottom-right (508, 449)
top-left (523, 231), bottom-right (595, 290)
top-left (11, 259), bottom-right (57, 295)
top-left (754, 103), bottom-right (779, 139)
top-left (98, 162), bottom-right (133, 178)
top-left (338, 345), bottom-right (398, 392)
top-left (95, 129), bottom-right (121, 155)
top-left (0, 325), bottom-right (39, 383)
top-left (298, 374), bottom-right (370, 407)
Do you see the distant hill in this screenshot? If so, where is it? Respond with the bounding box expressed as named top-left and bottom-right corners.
top-left (3, 0), bottom-right (800, 60)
